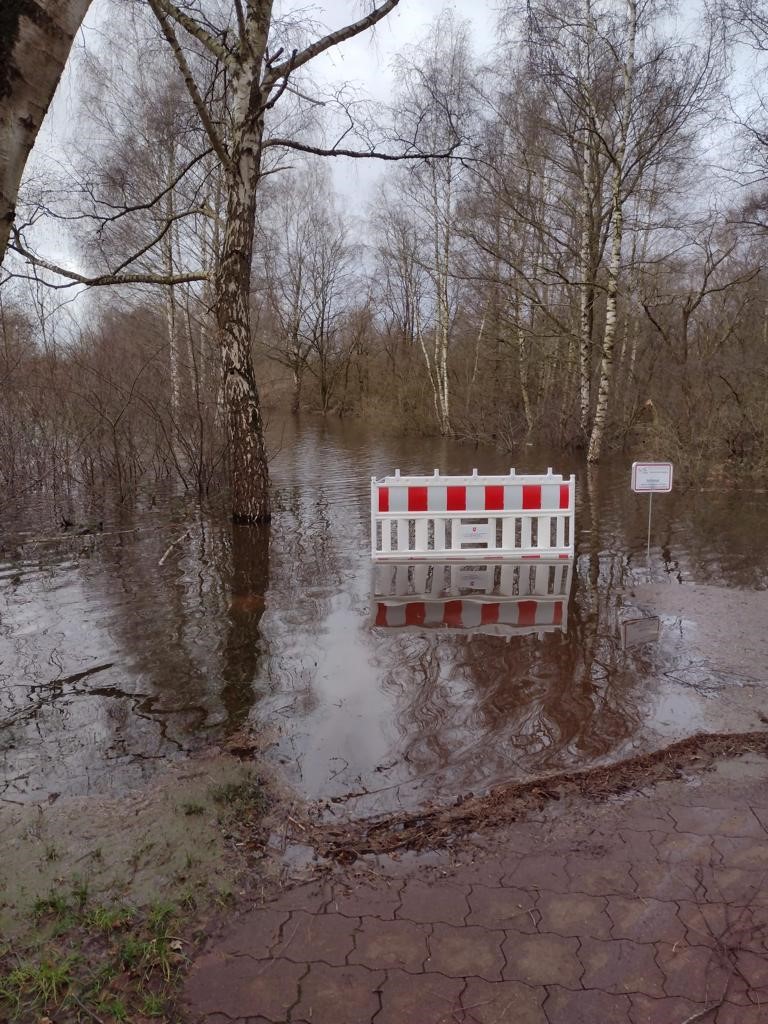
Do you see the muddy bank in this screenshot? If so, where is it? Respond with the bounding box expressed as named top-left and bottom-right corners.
top-left (0, 750), bottom-right (280, 944)
top-left (302, 729), bottom-right (768, 860)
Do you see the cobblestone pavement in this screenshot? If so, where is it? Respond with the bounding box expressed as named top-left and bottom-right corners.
top-left (183, 754), bottom-right (768, 1023)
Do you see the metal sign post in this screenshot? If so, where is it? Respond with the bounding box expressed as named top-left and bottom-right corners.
top-left (631, 462), bottom-right (673, 563)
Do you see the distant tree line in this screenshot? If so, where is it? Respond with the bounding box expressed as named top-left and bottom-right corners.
top-left (2, 0), bottom-right (768, 510)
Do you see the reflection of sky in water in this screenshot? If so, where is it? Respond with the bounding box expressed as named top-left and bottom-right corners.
top-left (1, 418), bottom-right (767, 808)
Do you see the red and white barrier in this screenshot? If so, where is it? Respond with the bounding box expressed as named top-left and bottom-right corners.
top-left (371, 468), bottom-right (575, 561)
top-left (372, 558), bottom-right (572, 636)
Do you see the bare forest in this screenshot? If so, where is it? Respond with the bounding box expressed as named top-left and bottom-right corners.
top-left (3, 0), bottom-right (768, 520)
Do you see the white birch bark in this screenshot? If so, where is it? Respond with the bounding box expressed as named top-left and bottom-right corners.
top-left (587, 0), bottom-right (637, 463)
top-left (0, 0), bottom-right (91, 263)
top-left (578, 0), bottom-right (597, 440)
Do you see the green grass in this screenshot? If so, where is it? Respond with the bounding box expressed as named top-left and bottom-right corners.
top-left (210, 778), bottom-right (270, 817)
top-left (0, 891), bottom-right (186, 1023)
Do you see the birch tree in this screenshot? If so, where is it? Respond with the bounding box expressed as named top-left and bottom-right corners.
top-left (0, 0), bottom-right (92, 263)
top-left (8, 0), bottom-right (408, 522)
top-left (393, 11), bottom-right (475, 436)
top-left (587, 0), bottom-right (637, 463)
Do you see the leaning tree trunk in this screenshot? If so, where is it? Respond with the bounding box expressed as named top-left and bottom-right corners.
top-left (0, 0), bottom-right (91, 263)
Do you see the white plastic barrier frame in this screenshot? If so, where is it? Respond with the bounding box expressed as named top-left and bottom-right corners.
top-left (371, 468), bottom-right (576, 561)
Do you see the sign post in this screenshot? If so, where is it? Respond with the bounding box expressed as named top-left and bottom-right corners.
top-left (631, 462), bottom-right (673, 562)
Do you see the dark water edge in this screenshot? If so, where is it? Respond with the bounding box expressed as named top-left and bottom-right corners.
top-left (1, 417), bottom-right (767, 812)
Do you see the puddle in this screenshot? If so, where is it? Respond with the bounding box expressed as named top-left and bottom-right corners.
top-left (2, 419), bottom-right (768, 813)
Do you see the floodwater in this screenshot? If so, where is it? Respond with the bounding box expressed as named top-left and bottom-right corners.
top-left (1, 419), bottom-right (767, 814)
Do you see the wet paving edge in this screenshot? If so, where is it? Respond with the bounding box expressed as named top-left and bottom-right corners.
top-left (298, 730), bottom-right (768, 861)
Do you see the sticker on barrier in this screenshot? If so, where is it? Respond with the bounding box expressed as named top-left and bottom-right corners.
top-left (371, 468), bottom-right (575, 561)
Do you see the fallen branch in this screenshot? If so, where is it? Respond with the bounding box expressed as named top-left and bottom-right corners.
top-left (302, 729), bottom-right (768, 861)
top-left (158, 527), bottom-right (191, 565)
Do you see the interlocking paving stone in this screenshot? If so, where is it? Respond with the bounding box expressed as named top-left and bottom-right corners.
top-left (565, 853), bottom-right (637, 896)
top-left (544, 985), bottom-right (632, 1024)
top-left (715, 834), bottom-right (768, 870)
top-left (715, 1004), bottom-right (768, 1023)
top-left (501, 932), bottom-right (582, 988)
top-left (291, 962), bottom-right (385, 1024)
top-left (328, 880), bottom-right (402, 920)
top-left (676, 899), bottom-right (753, 948)
top-left (218, 908), bottom-right (289, 958)
top-left (466, 884), bottom-right (538, 931)
top-left (375, 968), bottom-right (464, 1024)
top-left (704, 866), bottom-right (768, 906)
top-left (655, 941), bottom-right (731, 1003)
top-left (652, 830), bottom-right (721, 865)
top-left (606, 894), bottom-right (686, 944)
top-left (505, 853), bottom-right (570, 892)
top-left (185, 954), bottom-right (305, 1021)
top-left (398, 878), bottom-right (470, 925)
top-left (535, 891), bottom-right (613, 939)
top-left (579, 936), bottom-right (665, 997)
top-left (461, 977), bottom-right (547, 1024)
top-left (628, 993), bottom-right (703, 1024)
top-left (182, 753), bottom-right (768, 1024)
top-left (617, 800), bottom-right (676, 834)
top-left (630, 860), bottom-right (704, 902)
top-left (274, 909), bottom-right (357, 965)
top-left (426, 922), bottom-right (505, 981)
top-left (349, 916), bottom-right (429, 972)
top-left (667, 805), bottom-right (767, 838)
top-left (268, 881), bottom-right (333, 914)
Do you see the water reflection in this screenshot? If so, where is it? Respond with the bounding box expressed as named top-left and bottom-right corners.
top-left (1, 418), bottom-right (767, 810)
top-left (372, 558), bottom-right (571, 636)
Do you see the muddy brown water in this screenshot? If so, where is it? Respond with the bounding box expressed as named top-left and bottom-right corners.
top-left (1, 419), bottom-right (767, 815)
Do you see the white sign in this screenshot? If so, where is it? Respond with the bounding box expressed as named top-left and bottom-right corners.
top-left (631, 462), bottom-right (673, 493)
top-left (621, 616), bottom-right (661, 647)
top-left (458, 566), bottom-right (490, 589)
top-left (459, 522), bottom-right (491, 544)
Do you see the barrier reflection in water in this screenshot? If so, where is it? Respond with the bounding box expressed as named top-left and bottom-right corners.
top-left (372, 557), bottom-right (573, 637)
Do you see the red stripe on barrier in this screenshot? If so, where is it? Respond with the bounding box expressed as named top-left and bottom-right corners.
top-left (559, 553), bottom-right (569, 559)
top-left (447, 486), bottom-right (466, 511)
top-left (444, 600), bottom-right (463, 627)
top-left (405, 602), bottom-right (426, 626)
top-left (480, 603), bottom-right (499, 625)
top-left (554, 601), bottom-right (563, 626)
top-left (378, 487), bottom-right (389, 513)
top-left (523, 485), bottom-right (541, 510)
top-left (485, 485), bottom-right (504, 511)
top-left (560, 484), bottom-right (570, 509)
top-left (375, 604), bottom-right (388, 626)
top-left (408, 486), bottom-right (428, 512)
top-left (518, 600), bottom-right (537, 627)
top-left (522, 554), bottom-right (540, 560)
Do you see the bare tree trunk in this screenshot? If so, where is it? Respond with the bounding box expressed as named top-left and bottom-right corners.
top-left (0, 0), bottom-right (91, 263)
top-left (587, 0), bottom-right (637, 464)
top-left (578, 145), bottom-right (595, 439)
top-left (217, 164), bottom-right (270, 522)
top-left (578, 0), bottom-right (596, 440)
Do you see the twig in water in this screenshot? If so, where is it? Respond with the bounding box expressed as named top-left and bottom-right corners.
top-left (158, 527), bottom-right (191, 565)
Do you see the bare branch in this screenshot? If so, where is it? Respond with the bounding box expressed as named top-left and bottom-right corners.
top-left (147, 0), bottom-right (233, 173)
top-left (9, 232), bottom-right (209, 288)
top-left (263, 138), bottom-right (458, 161)
top-left (264, 0), bottom-right (401, 85)
top-left (148, 0), bottom-right (237, 69)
